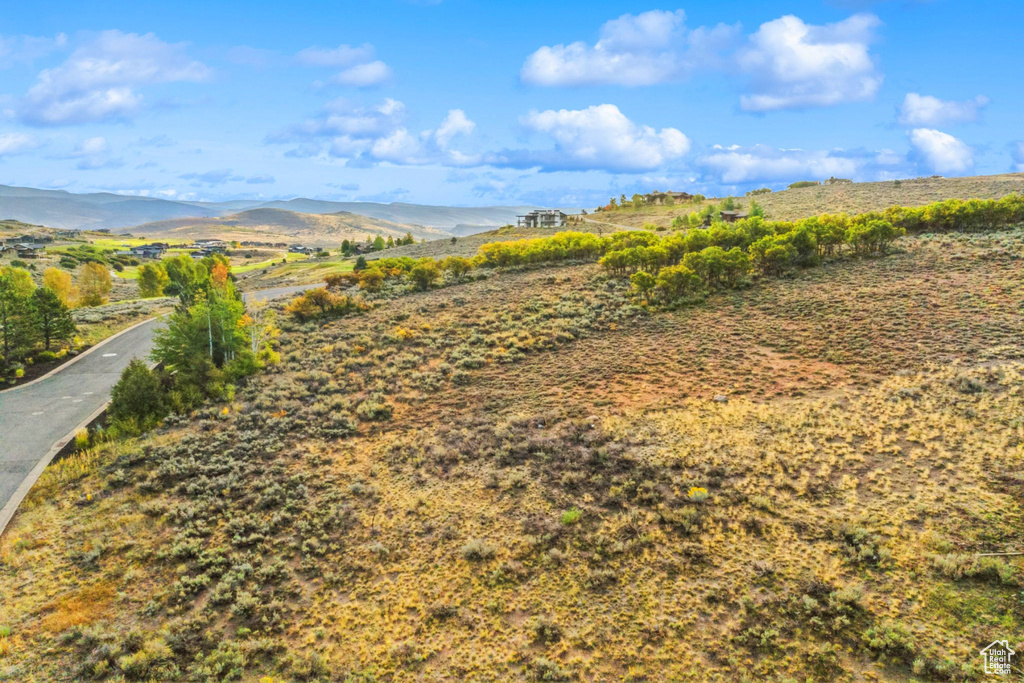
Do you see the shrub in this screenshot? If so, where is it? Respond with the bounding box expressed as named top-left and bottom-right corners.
top-left (561, 507), bottom-right (582, 525)
top-left (460, 538), bottom-right (496, 562)
top-left (285, 288), bottom-right (368, 322)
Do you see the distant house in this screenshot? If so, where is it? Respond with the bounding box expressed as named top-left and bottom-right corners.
top-left (719, 210), bottom-right (749, 223)
top-left (129, 243), bottom-right (168, 259)
top-left (14, 243), bottom-right (45, 258)
top-left (517, 210), bottom-right (567, 229)
top-left (643, 191), bottom-right (692, 205)
top-left (288, 244), bottom-right (317, 255)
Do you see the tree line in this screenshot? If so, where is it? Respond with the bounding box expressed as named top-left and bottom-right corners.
top-left (0, 263), bottom-right (115, 379)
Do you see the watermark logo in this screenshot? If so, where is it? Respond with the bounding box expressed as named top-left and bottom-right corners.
top-left (981, 640), bottom-right (1015, 676)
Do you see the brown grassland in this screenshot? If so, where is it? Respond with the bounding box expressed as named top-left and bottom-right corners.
top-left (0, 227), bottom-right (1022, 681)
top-left (600, 173), bottom-right (1024, 229)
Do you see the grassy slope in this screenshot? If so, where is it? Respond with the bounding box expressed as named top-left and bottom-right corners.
top-left (1, 229), bottom-right (1023, 681)
top-left (601, 173), bottom-right (1024, 229)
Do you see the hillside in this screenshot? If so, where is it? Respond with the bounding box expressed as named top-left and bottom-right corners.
top-left (129, 208), bottom-right (450, 246)
top-left (599, 173), bottom-right (1024, 229)
top-left (1, 222), bottom-right (1022, 681)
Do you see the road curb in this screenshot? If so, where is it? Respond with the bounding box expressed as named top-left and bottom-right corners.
top-left (3, 315), bottom-right (161, 394)
top-left (0, 399), bottom-right (112, 537)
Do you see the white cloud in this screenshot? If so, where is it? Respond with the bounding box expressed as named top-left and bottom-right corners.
top-left (330, 60), bottom-right (392, 87)
top-left (295, 43), bottom-right (375, 67)
top-left (19, 30), bottom-right (210, 125)
top-left (0, 33), bottom-right (67, 67)
top-left (520, 10), bottom-right (738, 86)
top-left (435, 109), bottom-right (475, 148)
top-left (908, 128), bottom-right (973, 174)
top-left (296, 43), bottom-right (392, 88)
top-left (66, 135), bottom-right (123, 169)
top-left (698, 144), bottom-right (862, 184)
top-left (0, 132), bottom-right (39, 156)
top-left (1010, 142), bottom-right (1024, 173)
top-left (898, 93), bottom-right (989, 126)
top-left (494, 104), bottom-right (690, 173)
top-left (738, 14), bottom-right (882, 111)
top-left (267, 98), bottom-right (478, 166)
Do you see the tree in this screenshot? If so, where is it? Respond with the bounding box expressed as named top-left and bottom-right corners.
top-left (1, 266), bottom-right (34, 298)
top-left (0, 269), bottom-right (34, 365)
top-left (78, 262), bottom-right (112, 306)
top-left (655, 265), bottom-right (701, 302)
top-left (31, 287), bottom-right (75, 350)
top-left (450, 236), bottom-right (457, 245)
top-left (403, 232), bottom-right (415, 245)
top-left (441, 256), bottom-right (473, 280)
top-left (372, 235), bottom-right (386, 251)
top-left (358, 267), bottom-right (384, 292)
top-left (354, 256), bottom-right (368, 271)
top-left (284, 288), bottom-right (366, 322)
top-left (341, 239), bottom-right (351, 255)
top-left (108, 359), bottom-right (167, 435)
top-left (238, 300), bottom-right (280, 362)
top-left (386, 235), bottom-right (395, 249)
top-left (630, 271), bottom-right (656, 302)
top-left (43, 267), bottom-right (77, 306)
top-left (137, 263), bottom-right (170, 298)
top-left (409, 259), bottom-right (441, 291)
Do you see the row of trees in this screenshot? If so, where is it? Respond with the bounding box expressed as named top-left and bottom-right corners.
top-left (0, 266), bottom-right (77, 375)
top-left (340, 232), bottom-right (417, 256)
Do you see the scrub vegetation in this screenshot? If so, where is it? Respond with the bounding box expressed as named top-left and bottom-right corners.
top-left (0, 197), bottom-right (1023, 681)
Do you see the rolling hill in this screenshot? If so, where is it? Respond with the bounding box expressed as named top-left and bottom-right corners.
top-left (128, 208), bottom-right (448, 246)
top-left (0, 184), bottom-right (545, 233)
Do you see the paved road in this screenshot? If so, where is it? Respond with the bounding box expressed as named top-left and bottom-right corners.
top-left (0, 282), bottom-right (321, 535)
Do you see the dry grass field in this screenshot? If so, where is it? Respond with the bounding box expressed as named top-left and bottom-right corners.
top-left (0, 226), bottom-right (1022, 681)
top-left (604, 173), bottom-right (1024, 229)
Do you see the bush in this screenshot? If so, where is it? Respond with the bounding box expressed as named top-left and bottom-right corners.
top-left (460, 539), bottom-right (496, 562)
top-left (108, 360), bottom-right (167, 434)
top-left (285, 288), bottom-right (368, 322)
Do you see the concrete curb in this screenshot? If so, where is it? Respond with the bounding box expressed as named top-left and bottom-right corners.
top-left (0, 399), bottom-right (112, 536)
top-left (3, 315), bottom-right (161, 394)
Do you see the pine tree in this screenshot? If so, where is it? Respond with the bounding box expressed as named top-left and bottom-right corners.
top-left (31, 287), bottom-right (76, 350)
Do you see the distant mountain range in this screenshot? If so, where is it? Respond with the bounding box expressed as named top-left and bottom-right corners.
top-left (130, 208), bottom-right (452, 247)
top-left (0, 184), bottom-right (546, 234)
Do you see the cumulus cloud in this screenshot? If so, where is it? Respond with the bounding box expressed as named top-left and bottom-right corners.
top-left (0, 132), bottom-right (40, 156)
top-left (521, 11), bottom-right (882, 112)
top-left (296, 43), bottom-right (392, 88)
top-left (19, 30), bottom-right (210, 126)
top-left (738, 14), bottom-right (882, 111)
top-left (521, 10), bottom-right (738, 86)
top-left (908, 128), bottom-right (973, 174)
top-left (65, 136), bottom-right (123, 169)
top-left (698, 144), bottom-right (862, 184)
top-left (267, 98), bottom-right (477, 166)
top-left (898, 93), bottom-right (989, 126)
top-left (493, 104), bottom-right (690, 173)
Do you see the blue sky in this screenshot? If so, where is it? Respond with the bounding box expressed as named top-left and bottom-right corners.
top-left (0, 0), bottom-right (1021, 207)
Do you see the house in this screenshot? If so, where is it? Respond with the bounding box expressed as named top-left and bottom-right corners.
top-left (517, 210), bottom-right (568, 228)
top-left (129, 243), bottom-right (167, 259)
top-left (719, 210), bottom-right (749, 223)
top-left (14, 243), bottom-right (45, 258)
top-left (643, 191), bottom-right (693, 205)
top-left (981, 641), bottom-right (1015, 676)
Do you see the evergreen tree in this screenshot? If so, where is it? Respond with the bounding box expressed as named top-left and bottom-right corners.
top-left (354, 255), bottom-right (368, 271)
top-left (31, 287), bottom-right (76, 350)
top-left (0, 269), bottom-right (34, 365)
top-left (109, 359), bottom-right (167, 434)
top-left (341, 239), bottom-right (351, 255)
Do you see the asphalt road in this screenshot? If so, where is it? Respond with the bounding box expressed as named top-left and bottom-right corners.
top-left (0, 282), bottom-right (320, 536)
